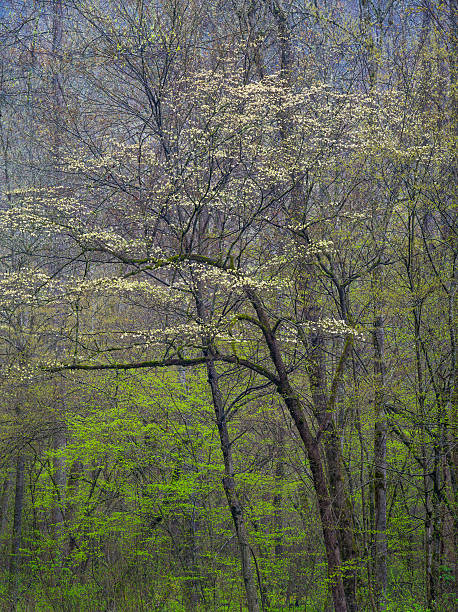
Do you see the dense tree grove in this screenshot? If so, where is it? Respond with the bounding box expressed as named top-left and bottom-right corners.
top-left (0, 0), bottom-right (456, 610)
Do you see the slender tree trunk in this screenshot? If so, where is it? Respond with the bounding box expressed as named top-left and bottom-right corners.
top-left (178, 370), bottom-right (202, 611)
top-left (195, 289), bottom-right (260, 612)
top-left (0, 468), bottom-right (12, 546)
top-left (266, 7), bottom-right (349, 605)
top-left (8, 453), bottom-right (25, 609)
top-left (51, 428), bottom-right (66, 531)
top-left (205, 354), bottom-right (260, 612)
top-left (447, 197), bottom-right (458, 597)
top-left (51, 0), bottom-right (63, 132)
top-left (373, 306), bottom-right (387, 611)
top-left (182, 498), bottom-right (201, 611)
top-left (412, 307), bottom-right (436, 609)
top-left (273, 425), bottom-right (284, 559)
top-left (282, 392), bottom-right (348, 612)
top-left (50, 0), bottom-right (68, 549)
top-left (62, 459), bottom-right (83, 564)
top-left (450, 359), bottom-right (458, 598)
top-left (361, 0), bottom-right (389, 596)
top-left (326, 427), bottom-right (358, 612)
top-left (424, 474), bottom-right (434, 606)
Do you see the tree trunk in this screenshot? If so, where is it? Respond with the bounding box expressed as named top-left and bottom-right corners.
top-left (178, 371), bottom-right (202, 612)
top-left (309, 331), bottom-right (358, 612)
top-left (8, 453), bottom-right (25, 609)
top-left (282, 393), bottom-right (348, 612)
top-left (266, 7), bottom-right (348, 605)
top-left (10, 456), bottom-right (25, 570)
top-left (247, 289), bottom-right (348, 612)
top-left (208, 356), bottom-right (260, 610)
top-left (0, 468), bottom-right (12, 545)
top-left (450, 359), bottom-right (458, 598)
top-left (373, 288), bottom-right (387, 610)
top-left (273, 425), bottom-right (284, 559)
top-left (195, 281), bottom-right (260, 612)
top-left (51, 428), bottom-right (66, 531)
top-left (62, 459), bottom-right (83, 564)
top-left (205, 354), bottom-right (260, 612)
top-left (326, 427), bottom-right (358, 612)
top-left (50, 0), bottom-right (68, 547)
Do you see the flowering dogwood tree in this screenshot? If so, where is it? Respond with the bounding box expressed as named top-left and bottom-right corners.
top-left (0, 0), bottom-right (456, 610)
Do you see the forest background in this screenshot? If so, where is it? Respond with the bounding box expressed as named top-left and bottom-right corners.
top-left (0, 0), bottom-right (456, 611)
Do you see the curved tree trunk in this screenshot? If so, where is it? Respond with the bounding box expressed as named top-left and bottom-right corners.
top-left (195, 289), bottom-right (260, 612)
top-left (246, 288), bottom-right (348, 612)
top-left (205, 355), bottom-right (260, 612)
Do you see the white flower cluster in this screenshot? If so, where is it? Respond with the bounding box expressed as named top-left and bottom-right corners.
top-left (304, 241), bottom-right (336, 257)
top-left (0, 269), bottom-right (53, 307)
top-left (276, 318), bottom-right (365, 344)
top-left (0, 204), bottom-right (54, 237)
top-left (0, 190), bottom-right (91, 238)
top-left (342, 212), bottom-right (367, 221)
top-left (189, 263), bottom-right (292, 294)
top-left (263, 241), bottom-right (336, 267)
top-left (302, 318), bottom-right (365, 340)
top-left (64, 139), bottom-right (141, 174)
top-left (121, 319), bottom-right (247, 348)
top-left (120, 322), bottom-right (201, 347)
top-left (286, 222), bottom-right (309, 231)
top-left (79, 230), bottom-right (140, 253)
top-left (67, 277), bottom-right (180, 303)
top-left (0, 363), bottom-right (41, 384)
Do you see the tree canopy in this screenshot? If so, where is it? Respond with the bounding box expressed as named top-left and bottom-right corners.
top-left (0, 0), bottom-right (456, 610)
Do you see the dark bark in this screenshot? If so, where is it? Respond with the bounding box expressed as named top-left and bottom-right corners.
top-left (62, 459), bottom-right (83, 564)
top-left (373, 310), bottom-right (387, 610)
top-left (273, 426), bottom-right (284, 559)
top-left (195, 290), bottom-right (260, 612)
top-left (449, 359), bottom-right (458, 597)
top-left (309, 333), bottom-right (359, 612)
top-left (8, 453), bottom-right (25, 609)
top-left (51, 428), bottom-right (66, 532)
top-left (205, 354), bottom-right (260, 612)
top-left (0, 468), bottom-right (12, 546)
top-left (246, 288), bottom-right (348, 612)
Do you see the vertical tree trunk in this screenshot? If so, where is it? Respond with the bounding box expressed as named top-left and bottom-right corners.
top-left (51, 428), bottom-right (66, 531)
top-left (282, 393), bottom-right (348, 612)
top-left (412, 305), bottom-right (436, 609)
top-left (182, 500), bottom-right (201, 611)
top-left (50, 0), bottom-right (67, 545)
top-left (205, 355), bottom-right (260, 612)
top-left (449, 359), bottom-right (458, 596)
top-left (361, 0), bottom-right (388, 594)
top-left (273, 425), bottom-right (284, 559)
top-left (448, 248), bottom-right (457, 596)
top-left (195, 288), bottom-right (260, 612)
top-left (51, 0), bottom-right (63, 132)
top-left (177, 370), bottom-right (202, 611)
top-left (0, 468), bottom-right (12, 545)
top-left (268, 6), bottom-right (352, 606)
top-left (8, 453), bottom-right (25, 609)
top-left (62, 459), bottom-right (83, 564)
top-left (326, 428), bottom-right (358, 612)
top-left (309, 331), bottom-right (359, 612)
top-left (373, 305), bottom-right (387, 611)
